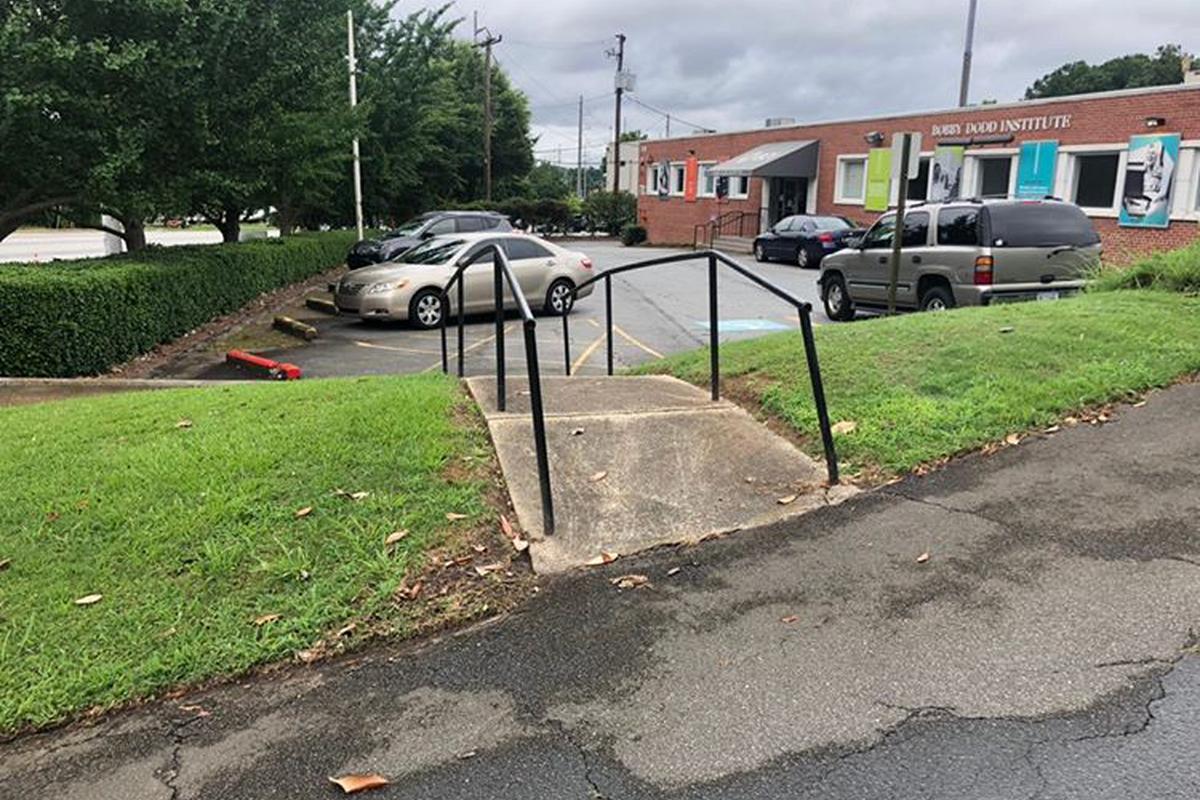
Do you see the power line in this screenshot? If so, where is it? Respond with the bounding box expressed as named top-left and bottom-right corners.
top-left (627, 96), bottom-right (717, 134)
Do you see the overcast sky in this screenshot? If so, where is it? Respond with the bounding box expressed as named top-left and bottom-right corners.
top-left (421, 1), bottom-right (1199, 167)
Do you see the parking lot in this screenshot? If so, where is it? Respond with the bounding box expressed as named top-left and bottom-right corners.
top-left (183, 240), bottom-right (831, 380)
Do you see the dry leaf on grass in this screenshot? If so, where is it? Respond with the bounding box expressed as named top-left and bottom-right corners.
top-left (611, 574), bottom-right (649, 589)
top-left (780, 615), bottom-right (800, 624)
top-left (294, 506), bottom-right (314, 519)
top-left (500, 515), bottom-right (515, 539)
top-left (586, 551), bottom-right (619, 566)
top-left (777, 494), bottom-right (798, 506)
top-left (511, 537), bottom-right (530, 553)
top-left (472, 544), bottom-right (488, 554)
top-left (336, 623), bottom-right (357, 638)
top-left (446, 512), bottom-right (470, 522)
top-left (74, 594), bottom-right (103, 606)
top-left (297, 648), bottom-right (323, 664)
top-left (0, 558), bottom-right (10, 572)
top-left (329, 774), bottom-right (390, 794)
top-left (831, 420), bottom-right (857, 436)
top-left (1133, 400), bottom-right (1148, 408)
top-left (589, 470), bottom-right (608, 483)
top-left (332, 489), bottom-right (370, 501)
top-left (474, 563), bottom-right (504, 577)
top-left (1043, 425), bottom-right (1061, 434)
top-left (253, 613), bottom-right (281, 627)
top-left (385, 530), bottom-right (408, 546)
top-left (178, 704), bottom-right (210, 717)
top-left (916, 552), bottom-right (931, 564)
top-left (1004, 434), bottom-right (1021, 446)
top-left (175, 419), bottom-right (193, 429)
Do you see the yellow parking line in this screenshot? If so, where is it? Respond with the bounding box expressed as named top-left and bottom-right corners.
top-left (352, 340), bottom-right (442, 355)
top-left (423, 324), bottom-right (515, 372)
top-left (612, 324), bottom-right (664, 359)
top-left (570, 333), bottom-right (607, 375)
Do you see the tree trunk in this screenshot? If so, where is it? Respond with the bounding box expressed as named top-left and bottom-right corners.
top-left (277, 196), bottom-right (298, 236)
top-left (216, 207), bottom-right (240, 243)
top-left (120, 216), bottom-right (147, 251)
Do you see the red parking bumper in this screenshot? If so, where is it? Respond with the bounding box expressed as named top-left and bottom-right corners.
top-left (225, 350), bottom-right (303, 380)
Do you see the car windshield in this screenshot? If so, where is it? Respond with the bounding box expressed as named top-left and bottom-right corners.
top-left (384, 217), bottom-right (428, 238)
top-left (397, 238), bottom-right (464, 265)
top-left (987, 203), bottom-right (1100, 248)
top-left (810, 216), bottom-right (852, 231)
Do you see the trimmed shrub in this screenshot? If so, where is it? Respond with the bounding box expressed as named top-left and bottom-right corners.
top-left (1091, 239), bottom-right (1200, 294)
top-left (583, 191), bottom-right (637, 235)
top-left (620, 224), bottom-right (648, 246)
top-left (0, 232), bottom-right (357, 377)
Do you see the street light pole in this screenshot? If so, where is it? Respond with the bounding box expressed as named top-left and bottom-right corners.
top-left (958, 0), bottom-right (978, 107)
top-left (347, 10), bottom-right (364, 241)
top-left (610, 33), bottom-right (626, 194)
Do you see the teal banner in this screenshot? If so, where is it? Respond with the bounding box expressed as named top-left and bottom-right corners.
top-left (1015, 140), bottom-right (1059, 199)
top-left (1119, 133), bottom-right (1180, 229)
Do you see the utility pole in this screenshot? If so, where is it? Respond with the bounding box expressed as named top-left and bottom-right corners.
top-left (347, 10), bottom-right (364, 241)
top-left (887, 133), bottom-right (914, 316)
top-left (665, 114), bottom-right (671, 138)
top-left (958, 0), bottom-right (978, 107)
top-left (475, 13), bottom-right (502, 202)
top-left (608, 33), bottom-right (626, 194)
top-left (576, 95), bottom-right (584, 199)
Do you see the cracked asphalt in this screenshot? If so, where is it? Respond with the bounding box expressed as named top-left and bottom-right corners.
top-left (3, 382), bottom-right (1199, 799)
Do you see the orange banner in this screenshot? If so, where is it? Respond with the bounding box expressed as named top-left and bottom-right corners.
top-left (684, 156), bottom-right (699, 203)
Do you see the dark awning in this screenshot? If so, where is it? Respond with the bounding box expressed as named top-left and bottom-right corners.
top-left (709, 140), bottom-right (819, 178)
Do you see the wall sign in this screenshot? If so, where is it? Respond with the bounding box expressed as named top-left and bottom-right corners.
top-left (684, 156), bottom-right (699, 203)
top-left (1119, 133), bottom-right (1179, 229)
top-left (864, 148), bottom-right (892, 212)
top-left (930, 146), bottom-right (965, 202)
top-left (1015, 140), bottom-right (1059, 199)
top-left (931, 114), bottom-right (1071, 138)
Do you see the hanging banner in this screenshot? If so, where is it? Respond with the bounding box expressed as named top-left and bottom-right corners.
top-left (684, 156), bottom-right (700, 203)
top-left (1015, 140), bottom-right (1059, 198)
top-left (930, 146), bottom-right (965, 202)
top-left (1119, 133), bottom-right (1179, 228)
top-left (656, 160), bottom-right (670, 200)
top-left (864, 148), bottom-right (892, 212)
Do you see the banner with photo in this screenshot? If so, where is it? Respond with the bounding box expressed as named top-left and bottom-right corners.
top-left (864, 148), bottom-right (892, 212)
top-left (656, 160), bottom-right (671, 200)
top-left (1015, 140), bottom-right (1059, 198)
top-left (930, 146), bottom-right (965, 202)
top-left (1119, 133), bottom-right (1180, 229)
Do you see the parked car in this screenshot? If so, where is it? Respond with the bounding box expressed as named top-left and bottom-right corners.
top-left (818, 198), bottom-right (1102, 321)
top-left (752, 214), bottom-right (865, 268)
top-left (334, 233), bottom-right (594, 328)
top-left (346, 211), bottom-right (511, 268)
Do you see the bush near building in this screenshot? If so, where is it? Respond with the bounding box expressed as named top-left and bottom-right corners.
top-left (0, 232), bottom-right (355, 377)
top-left (1091, 237), bottom-right (1200, 294)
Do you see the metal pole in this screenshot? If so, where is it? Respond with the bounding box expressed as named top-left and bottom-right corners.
top-left (887, 133), bottom-right (912, 316)
top-left (562, 309), bottom-right (572, 376)
top-left (456, 277), bottom-right (465, 378)
top-left (577, 95), bottom-right (584, 199)
top-left (958, 0), bottom-right (978, 108)
top-left (611, 33), bottom-right (626, 194)
top-left (475, 15), bottom-right (501, 203)
top-left (605, 274), bottom-right (614, 376)
top-left (494, 252), bottom-right (506, 411)
top-left (347, 11), bottom-right (364, 241)
top-left (523, 321), bottom-right (555, 536)
top-left (798, 308), bottom-right (839, 485)
top-left (440, 287), bottom-right (449, 374)
top-left (708, 253), bottom-right (719, 401)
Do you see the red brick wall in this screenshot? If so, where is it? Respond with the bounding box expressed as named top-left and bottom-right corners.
top-left (638, 86), bottom-right (1200, 263)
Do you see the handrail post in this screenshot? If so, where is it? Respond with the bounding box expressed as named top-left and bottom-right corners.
top-left (523, 320), bottom-right (555, 535)
top-left (798, 308), bottom-right (839, 485)
top-left (456, 274), bottom-right (465, 378)
top-left (562, 301), bottom-right (572, 376)
top-left (440, 287), bottom-right (449, 374)
top-left (708, 252), bottom-right (719, 401)
top-left (493, 247), bottom-right (506, 411)
top-left (605, 273), bottom-right (614, 376)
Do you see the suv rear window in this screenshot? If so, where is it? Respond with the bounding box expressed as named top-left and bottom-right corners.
top-left (937, 207), bottom-right (981, 246)
top-left (986, 203), bottom-right (1100, 248)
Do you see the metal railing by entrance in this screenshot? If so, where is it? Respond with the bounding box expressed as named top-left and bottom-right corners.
top-left (560, 250), bottom-right (840, 485)
top-left (692, 210), bottom-right (762, 249)
top-left (438, 243), bottom-right (555, 535)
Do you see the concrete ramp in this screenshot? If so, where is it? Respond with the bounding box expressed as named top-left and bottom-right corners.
top-left (467, 375), bottom-right (853, 573)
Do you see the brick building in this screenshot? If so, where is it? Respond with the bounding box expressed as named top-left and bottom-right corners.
top-left (636, 82), bottom-right (1200, 263)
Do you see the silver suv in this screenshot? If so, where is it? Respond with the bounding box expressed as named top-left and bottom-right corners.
top-left (818, 199), bottom-right (1102, 320)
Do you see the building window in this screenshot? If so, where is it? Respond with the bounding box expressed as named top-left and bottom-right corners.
top-left (836, 157), bottom-right (867, 203)
top-left (1073, 153), bottom-right (1120, 210)
top-left (699, 163), bottom-right (717, 197)
top-left (977, 157), bottom-right (1013, 198)
top-left (730, 175), bottom-right (750, 199)
top-left (907, 157), bottom-right (931, 201)
top-left (671, 164), bottom-right (686, 195)
top-left (646, 165), bottom-right (659, 195)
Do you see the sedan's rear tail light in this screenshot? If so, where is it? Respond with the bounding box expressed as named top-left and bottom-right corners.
top-left (580, 258), bottom-right (593, 270)
top-left (974, 255), bottom-right (994, 286)
top-left (818, 232), bottom-right (834, 243)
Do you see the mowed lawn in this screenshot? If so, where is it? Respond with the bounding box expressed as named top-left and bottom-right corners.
top-left (0, 375), bottom-right (493, 733)
top-left (640, 290), bottom-right (1200, 476)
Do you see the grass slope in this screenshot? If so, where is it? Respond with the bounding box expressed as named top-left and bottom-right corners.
top-left (0, 375), bottom-right (491, 733)
top-left (639, 291), bottom-right (1200, 476)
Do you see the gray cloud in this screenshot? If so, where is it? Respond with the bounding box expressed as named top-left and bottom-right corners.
top-left (424, 0), bottom-right (1199, 165)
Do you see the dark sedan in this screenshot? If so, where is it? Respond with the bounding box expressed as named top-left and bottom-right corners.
top-left (752, 215), bottom-right (864, 268)
top-left (347, 211), bottom-right (511, 269)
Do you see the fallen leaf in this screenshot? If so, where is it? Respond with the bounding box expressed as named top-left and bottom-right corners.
top-left (916, 552), bottom-right (931, 564)
top-left (777, 494), bottom-right (798, 506)
top-left (666, 566), bottom-right (681, 577)
top-left (408, 582), bottom-right (423, 600)
top-left (446, 512), bottom-right (469, 522)
top-left (253, 613), bottom-right (281, 626)
top-left (589, 470), bottom-right (608, 483)
top-left (332, 489), bottom-right (370, 501)
top-left (175, 419), bottom-right (193, 429)
top-left (1133, 400), bottom-right (1147, 408)
top-left (1004, 433), bottom-right (1021, 446)
top-left (472, 544), bottom-right (488, 554)
top-left (458, 750), bottom-right (478, 760)
top-left (46, 511), bottom-right (60, 522)
top-left (0, 558), bottom-right (10, 572)
top-left (744, 476), bottom-right (756, 483)
top-left (74, 594), bottom-right (103, 606)
top-left (384, 530), bottom-right (408, 546)
top-left (297, 648), bottom-right (323, 664)
top-left (1043, 425), bottom-right (1061, 434)
top-left (831, 420), bottom-right (857, 435)
top-left (780, 615), bottom-right (800, 624)
top-left (1064, 416), bottom-right (1079, 426)
top-left (570, 427), bottom-right (585, 437)
top-left (349, 491), bottom-right (370, 501)
top-left (585, 551), bottom-right (619, 566)
top-left (329, 774), bottom-right (390, 794)
top-left (474, 562), bottom-right (504, 577)
top-left (499, 515), bottom-right (515, 539)
top-left (511, 537), bottom-right (530, 553)
top-left (294, 506), bottom-right (314, 519)
top-left (336, 623), bottom-right (356, 638)
top-left (611, 574), bottom-right (649, 589)
top-left (999, 326), bottom-right (1015, 334)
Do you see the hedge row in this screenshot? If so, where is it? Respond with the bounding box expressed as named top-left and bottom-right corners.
top-left (0, 232), bottom-right (357, 377)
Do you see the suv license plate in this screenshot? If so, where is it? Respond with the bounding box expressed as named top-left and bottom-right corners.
top-left (1036, 291), bottom-right (1060, 301)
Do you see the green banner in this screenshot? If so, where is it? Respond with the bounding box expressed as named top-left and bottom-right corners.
top-left (864, 148), bottom-right (892, 212)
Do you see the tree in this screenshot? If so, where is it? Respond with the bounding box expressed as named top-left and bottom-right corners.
top-left (1025, 44), bottom-right (1191, 99)
top-left (526, 161), bottom-right (573, 201)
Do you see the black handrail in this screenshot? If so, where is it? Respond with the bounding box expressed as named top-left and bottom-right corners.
top-left (692, 210), bottom-right (762, 249)
top-left (563, 249), bottom-right (839, 484)
top-left (439, 243), bottom-right (555, 535)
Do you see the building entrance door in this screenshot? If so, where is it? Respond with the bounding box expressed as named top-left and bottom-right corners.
top-left (769, 177), bottom-right (807, 225)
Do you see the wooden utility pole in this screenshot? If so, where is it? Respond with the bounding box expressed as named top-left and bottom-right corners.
top-left (475, 13), bottom-right (502, 202)
top-left (958, 0), bottom-right (978, 107)
top-left (887, 133), bottom-right (913, 316)
top-left (576, 95), bottom-right (584, 198)
top-left (609, 33), bottom-right (626, 194)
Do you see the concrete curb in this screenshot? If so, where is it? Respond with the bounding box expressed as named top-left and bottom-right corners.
top-left (273, 315), bottom-right (319, 341)
top-left (304, 297), bottom-right (339, 315)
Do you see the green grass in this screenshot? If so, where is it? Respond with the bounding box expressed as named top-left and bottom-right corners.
top-left (1092, 237), bottom-right (1200, 293)
top-left (0, 374), bottom-right (491, 733)
top-left (638, 291), bottom-right (1200, 476)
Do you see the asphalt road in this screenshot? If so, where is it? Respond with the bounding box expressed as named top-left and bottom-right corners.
top-left (181, 240), bottom-right (829, 381)
top-left (6, 381), bottom-right (1199, 799)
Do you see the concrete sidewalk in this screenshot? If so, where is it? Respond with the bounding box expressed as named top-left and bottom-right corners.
top-left (4, 383), bottom-right (1200, 799)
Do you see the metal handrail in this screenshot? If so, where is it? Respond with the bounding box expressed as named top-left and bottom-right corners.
top-left (561, 249), bottom-right (839, 484)
top-left (692, 210), bottom-right (763, 249)
top-left (439, 243), bottom-right (555, 535)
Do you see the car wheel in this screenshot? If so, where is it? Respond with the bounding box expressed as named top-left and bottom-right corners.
top-left (920, 285), bottom-right (956, 312)
top-left (796, 246), bottom-right (811, 268)
top-left (545, 278), bottom-right (575, 315)
top-left (753, 242), bottom-right (768, 263)
top-left (409, 288), bottom-right (445, 329)
top-left (822, 274), bottom-right (855, 322)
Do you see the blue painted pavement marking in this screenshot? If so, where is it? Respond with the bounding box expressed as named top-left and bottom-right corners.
top-left (695, 319), bottom-right (792, 332)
